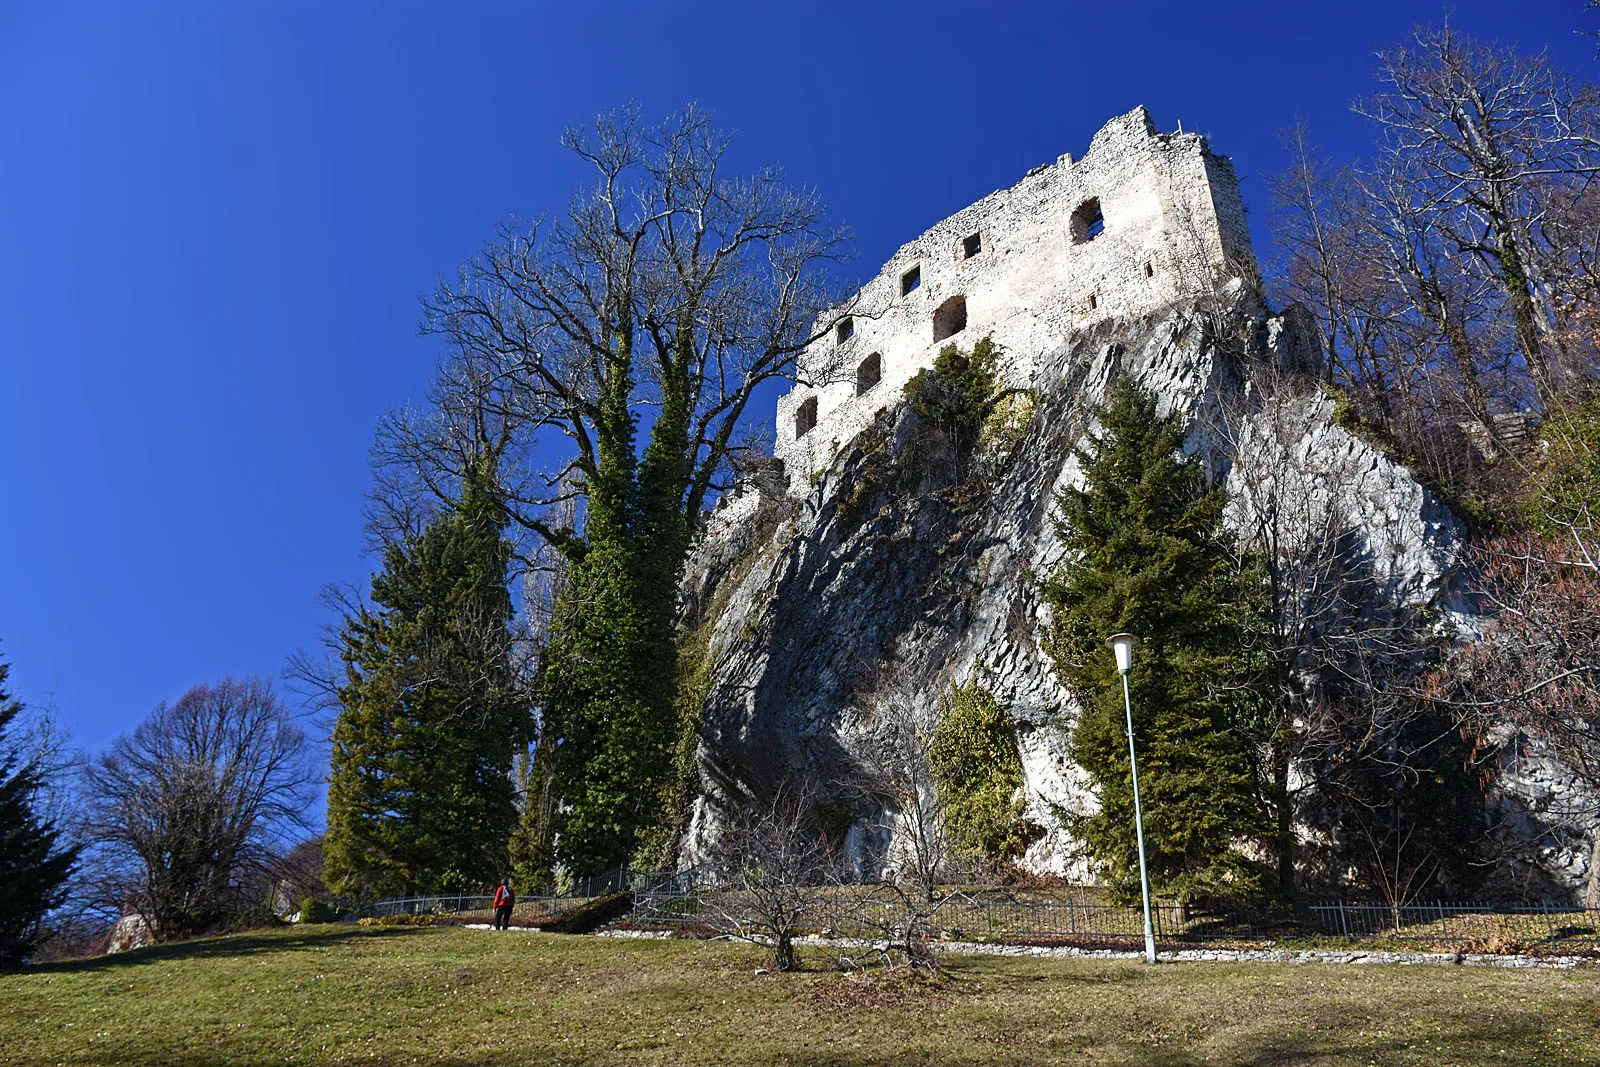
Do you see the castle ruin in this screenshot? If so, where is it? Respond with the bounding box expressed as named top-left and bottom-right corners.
top-left (774, 106), bottom-right (1254, 482)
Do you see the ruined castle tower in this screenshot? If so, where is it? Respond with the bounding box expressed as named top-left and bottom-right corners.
top-left (775, 106), bottom-right (1254, 483)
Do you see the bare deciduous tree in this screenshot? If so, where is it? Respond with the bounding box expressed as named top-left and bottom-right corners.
top-left (709, 778), bottom-right (832, 972)
top-left (1430, 531), bottom-right (1600, 905)
top-left (1357, 23), bottom-right (1600, 406)
top-left (835, 669), bottom-right (978, 970)
top-left (81, 679), bottom-right (315, 940)
top-left (1213, 371), bottom-right (1441, 894)
top-left (382, 103), bottom-right (854, 559)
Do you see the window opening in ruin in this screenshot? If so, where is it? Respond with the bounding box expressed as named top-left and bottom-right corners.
top-left (856, 352), bottom-right (882, 395)
top-left (1071, 198), bottom-right (1105, 244)
top-left (1088, 293), bottom-right (1098, 311)
top-left (795, 396), bottom-right (818, 438)
top-left (933, 294), bottom-right (968, 342)
top-left (836, 316), bottom-right (854, 344)
top-left (901, 265), bottom-right (921, 295)
top-left (962, 232), bottom-right (982, 259)
top-left (1144, 261), bottom-right (1154, 278)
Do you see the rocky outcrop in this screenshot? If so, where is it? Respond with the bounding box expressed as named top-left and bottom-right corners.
top-left (676, 293), bottom-right (1593, 900)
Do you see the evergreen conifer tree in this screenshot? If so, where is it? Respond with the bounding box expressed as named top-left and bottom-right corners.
top-left (0, 657), bottom-right (77, 965)
top-left (324, 470), bottom-right (531, 897)
top-left (1042, 379), bottom-right (1271, 904)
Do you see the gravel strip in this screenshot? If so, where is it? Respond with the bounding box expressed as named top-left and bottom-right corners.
top-left (474, 925), bottom-right (1592, 968)
top-left (795, 934), bottom-right (1594, 970)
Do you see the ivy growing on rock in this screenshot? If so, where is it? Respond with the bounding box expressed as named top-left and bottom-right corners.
top-left (927, 680), bottom-right (1040, 875)
top-left (903, 335), bottom-right (1005, 454)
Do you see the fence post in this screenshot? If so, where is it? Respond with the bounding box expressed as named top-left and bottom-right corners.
top-left (1543, 900), bottom-right (1556, 943)
top-left (1337, 899), bottom-right (1349, 940)
top-left (1438, 900), bottom-right (1448, 941)
top-left (986, 897), bottom-right (993, 937)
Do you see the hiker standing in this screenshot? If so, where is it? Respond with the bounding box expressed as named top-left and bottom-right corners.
top-left (492, 879), bottom-right (515, 930)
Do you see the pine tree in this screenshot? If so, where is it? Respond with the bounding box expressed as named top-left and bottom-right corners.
top-left (1042, 379), bottom-right (1271, 904)
top-left (324, 471), bottom-right (531, 897)
top-left (0, 657), bottom-right (77, 965)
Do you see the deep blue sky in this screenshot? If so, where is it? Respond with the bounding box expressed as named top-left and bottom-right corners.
top-left (2, 1), bottom-right (1596, 766)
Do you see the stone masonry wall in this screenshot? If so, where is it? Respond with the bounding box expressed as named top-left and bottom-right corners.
top-left (774, 106), bottom-right (1253, 482)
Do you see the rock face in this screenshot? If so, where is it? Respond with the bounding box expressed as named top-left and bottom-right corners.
top-left (678, 293), bottom-right (1481, 883)
top-left (674, 108), bottom-right (1597, 898)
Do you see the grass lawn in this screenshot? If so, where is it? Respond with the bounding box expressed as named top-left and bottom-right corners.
top-left (1, 925), bottom-right (1597, 1066)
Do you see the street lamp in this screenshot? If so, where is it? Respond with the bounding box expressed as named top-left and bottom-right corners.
top-left (1106, 632), bottom-right (1157, 965)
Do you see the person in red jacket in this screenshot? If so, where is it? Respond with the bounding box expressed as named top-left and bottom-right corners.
top-left (492, 879), bottom-right (515, 930)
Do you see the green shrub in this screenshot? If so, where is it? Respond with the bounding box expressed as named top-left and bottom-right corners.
top-left (978, 389), bottom-right (1036, 454)
top-left (928, 680), bottom-right (1040, 874)
top-left (298, 897), bottom-right (337, 924)
top-left (903, 336), bottom-right (1003, 453)
top-left (356, 913), bottom-right (460, 927)
top-left (1524, 396), bottom-right (1600, 533)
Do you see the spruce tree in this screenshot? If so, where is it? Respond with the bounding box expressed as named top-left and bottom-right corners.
top-left (1042, 379), bottom-right (1270, 904)
top-left (324, 470), bottom-right (531, 897)
top-left (0, 657), bottom-right (77, 966)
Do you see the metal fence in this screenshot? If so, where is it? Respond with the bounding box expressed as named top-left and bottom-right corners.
top-left (632, 885), bottom-right (1240, 943)
top-left (361, 875), bottom-right (1600, 953)
top-left (1302, 900), bottom-right (1600, 948)
top-left (632, 879), bottom-right (1600, 952)
top-left (361, 867), bottom-right (689, 927)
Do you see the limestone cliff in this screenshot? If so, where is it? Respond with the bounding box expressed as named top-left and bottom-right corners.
top-left (673, 291), bottom-right (1529, 887)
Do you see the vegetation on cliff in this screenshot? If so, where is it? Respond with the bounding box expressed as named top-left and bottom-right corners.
top-left (1042, 380), bottom-right (1271, 904)
top-left (928, 680), bottom-right (1039, 876)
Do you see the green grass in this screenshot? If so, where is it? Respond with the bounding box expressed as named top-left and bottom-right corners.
top-left (2, 924), bottom-right (1597, 1065)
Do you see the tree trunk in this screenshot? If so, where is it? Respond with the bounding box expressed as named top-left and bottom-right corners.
top-left (774, 933), bottom-right (795, 972)
top-left (1272, 736), bottom-right (1295, 899)
top-left (1586, 829), bottom-right (1600, 910)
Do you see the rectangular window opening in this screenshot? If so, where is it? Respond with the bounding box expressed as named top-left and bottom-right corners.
top-left (962, 233), bottom-right (982, 259)
top-left (795, 397), bottom-right (818, 438)
top-left (901, 265), bottom-right (921, 295)
top-left (1088, 293), bottom-right (1098, 311)
top-left (1144, 261), bottom-right (1154, 278)
top-left (835, 317), bottom-right (854, 344)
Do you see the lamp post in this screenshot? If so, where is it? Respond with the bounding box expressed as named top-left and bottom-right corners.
top-left (1106, 632), bottom-right (1157, 965)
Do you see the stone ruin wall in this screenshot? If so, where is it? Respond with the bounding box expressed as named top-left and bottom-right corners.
top-left (773, 106), bottom-right (1254, 484)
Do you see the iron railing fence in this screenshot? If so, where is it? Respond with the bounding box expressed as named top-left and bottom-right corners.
top-left (361, 874), bottom-right (1600, 952)
top-left (362, 894), bottom-right (569, 925)
top-left (632, 883), bottom-right (1600, 952)
top-left (1302, 900), bottom-right (1600, 947)
top-left (361, 867), bottom-right (690, 926)
top-left (632, 886), bottom-right (1221, 943)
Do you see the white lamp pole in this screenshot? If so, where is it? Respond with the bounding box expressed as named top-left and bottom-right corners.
top-left (1107, 633), bottom-right (1157, 965)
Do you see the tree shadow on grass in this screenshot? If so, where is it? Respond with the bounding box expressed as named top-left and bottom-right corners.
top-left (1210, 1011), bottom-right (1587, 1067)
top-left (18, 924), bottom-right (424, 975)
top-left (21, 1005), bottom-right (1588, 1067)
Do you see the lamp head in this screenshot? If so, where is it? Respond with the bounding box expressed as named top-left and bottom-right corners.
top-left (1106, 633), bottom-right (1138, 674)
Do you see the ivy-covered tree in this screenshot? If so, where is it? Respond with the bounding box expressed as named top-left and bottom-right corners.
top-left (324, 472), bottom-right (531, 897)
top-left (381, 106), bottom-right (849, 873)
top-left (0, 657), bottom-right (77, 965)
top-left (1042, 379), bottom-right (1271, 904)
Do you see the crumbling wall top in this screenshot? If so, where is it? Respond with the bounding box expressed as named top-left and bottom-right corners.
top-left (773, 107), bottom-right (1255, 485)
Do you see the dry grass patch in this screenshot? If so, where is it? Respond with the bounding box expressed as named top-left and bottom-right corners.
top-left (0, 924), bottom-right (1595, 1065)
